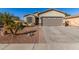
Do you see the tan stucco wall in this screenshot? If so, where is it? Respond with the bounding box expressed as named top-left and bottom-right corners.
top-left (39, 10), bottom-right (66, 24)
top-left (66, 17), bottom-right (79, 26)
top-left (24, 15), bottom-right (35, 25)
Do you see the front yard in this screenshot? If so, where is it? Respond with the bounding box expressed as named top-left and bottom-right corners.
top-left (0, 26), bottom-right (41, 43)
top-left (1, 26), bottom-right (79, 49)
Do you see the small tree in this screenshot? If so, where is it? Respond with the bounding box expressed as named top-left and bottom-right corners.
top-left (0, 12), bottom-right (25, 36)
top-left (12, 21), bottom-right (25, 35)
top-left (0, 13), bottom-right (3, 25)
top-left (1, 12), bottom-right (12, 34)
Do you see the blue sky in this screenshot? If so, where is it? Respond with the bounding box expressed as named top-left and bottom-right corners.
top-left (0, 8), bottom-right (79, 20)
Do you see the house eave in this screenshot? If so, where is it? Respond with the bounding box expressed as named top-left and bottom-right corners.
top-left (66, 15), bottom-right (79, 19)
top-left (38, 9), bottom-right (70, 16)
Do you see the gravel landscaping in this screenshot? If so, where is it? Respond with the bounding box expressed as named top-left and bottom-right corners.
top-left (0, 26), bottom-right (40, 43)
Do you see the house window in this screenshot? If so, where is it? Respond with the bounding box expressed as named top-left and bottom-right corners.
top-left (27, 17), bottom-right (32, 23)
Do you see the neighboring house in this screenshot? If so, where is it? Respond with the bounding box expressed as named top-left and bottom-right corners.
top-left (24, 9), bottom-right (79, 26)
top-left (66, 15), bottom-right (79, 26)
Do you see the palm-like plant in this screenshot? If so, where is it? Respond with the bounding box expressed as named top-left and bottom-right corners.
top-left (0, 12), bottom-right (25, 35)
top-left (0, 12), bottom-right (12, 34)
top-left (10, 16), bottom-right (25, 35)
top-left (13, 21), bottom-right (24, 34)
top-left (0, 13), bottom-right (3, 25)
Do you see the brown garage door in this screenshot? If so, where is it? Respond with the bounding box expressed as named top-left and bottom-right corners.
top-left (41, 17), bottom-right (63, 26)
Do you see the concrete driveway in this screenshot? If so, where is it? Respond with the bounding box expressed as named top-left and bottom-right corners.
top-left (42, 26), bottom-right (79, 50)
top-left (1, 26), bottom-right (79, 50)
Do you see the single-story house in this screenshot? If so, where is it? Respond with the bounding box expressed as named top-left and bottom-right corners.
top-left (24, 9), bottom-right (79, 26)
top-left (38, 9), bottom-right (69, 26)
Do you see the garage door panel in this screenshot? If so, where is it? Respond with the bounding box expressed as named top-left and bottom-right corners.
top-left (42, 17), bottom-right (63, 26)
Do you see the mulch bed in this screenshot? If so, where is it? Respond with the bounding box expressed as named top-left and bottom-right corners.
top-left (0, 26), bottom-right (40, 43)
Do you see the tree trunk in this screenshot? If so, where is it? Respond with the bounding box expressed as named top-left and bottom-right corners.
top-left (14, 28), bottom-right (18, 35)
top-left (9, 28), bottom-right (14, 34)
